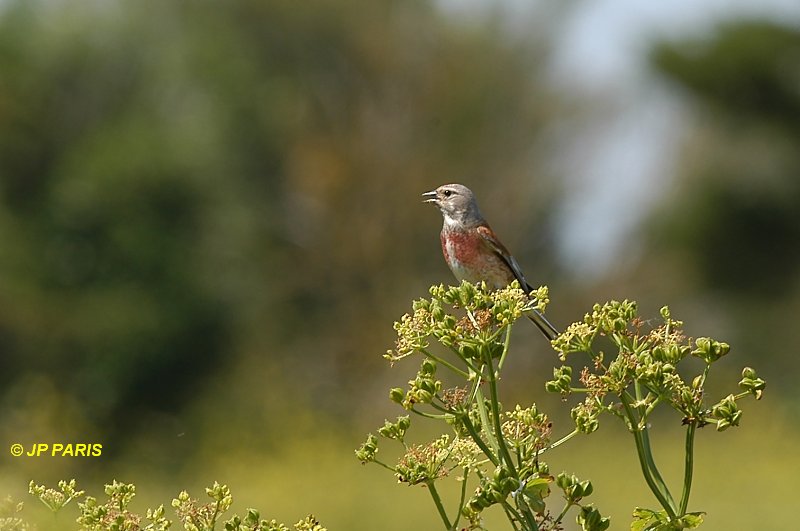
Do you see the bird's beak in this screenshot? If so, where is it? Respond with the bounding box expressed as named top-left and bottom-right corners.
top-left (422, 190), bottom-right (438, 204)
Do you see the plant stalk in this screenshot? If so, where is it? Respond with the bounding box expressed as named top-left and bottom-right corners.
top-left (427, 480), bottom-right (452, 530)
top-left (679, 421), bottom-right (697, 515)
top-left (620, 392), bottom-right (678, 519)
top-left (451, 468), bottom-right (470, 530)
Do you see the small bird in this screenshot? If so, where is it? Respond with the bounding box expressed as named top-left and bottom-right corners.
top-left (423, 183), bottom-right (558, 341)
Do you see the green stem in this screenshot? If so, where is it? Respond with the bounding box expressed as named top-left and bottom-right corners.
top-left (430, 401), bottom-right (463, 420)
top-left (210, 499), bottom-right (221, 529)
top-left (426, 481), bottom-right (452, 530)
top-left (679, 422), bottom-right (696, 515)
top-left (462, 413), bottom-right (499, 466)
top-left (410, 408), bottom-right (448, 420)
top-left (625, 389), bottom-right (676, 510)
top-left (553, 500), bottom-right (573, 526)
top-left (500, 501), bottom-right (526, 528)
top-left (475, 388), bottom-right (500, 460)
top-left (511, 499), bottom-right (540, 531)
top-left (497, 325), bottom-right (513, 372)
top-left (484, 349), bottom-right (517, 478)
top-left (451, 468), bottom-right (469, 531)
top-left (483, 343), bottom-right (540, 530)
top-left (620, 392), bottom-right (678, 519)
top-left (642, 396), bottom-right (661, 421)
top-left (634, 380), bottom-right (645, 410)
top-left (421, 348), bottom-right (471, 378)
top-left (542, 429), bottom-right (579, 453)
top-left (501, 503), bottom-right (522, 531)
top-left (371, 459), bottom-right (397, 473)
top-left (467, 374), bottom-right (482, 403)
top-left (639, 424), bottom-right (675, 507)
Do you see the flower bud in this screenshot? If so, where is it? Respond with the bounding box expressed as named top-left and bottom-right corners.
top-left (389, 388), bottom-right (405, 404)
top-left (459, 344), bottom-right (477, 359)
top-left (500, 477), bottom-right (520, 495)
top-left (493, 466), bottom-right (510, 482)
top-left (412, 299), bottom-right (430, 312)
top-left (397, 416), bottom-right (411, 431)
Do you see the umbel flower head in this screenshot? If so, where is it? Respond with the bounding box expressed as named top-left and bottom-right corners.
top-left (386, 281), bottom-right (548, 362)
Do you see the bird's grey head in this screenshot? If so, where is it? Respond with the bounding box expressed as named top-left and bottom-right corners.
top-left (422, 183), bottom-right (483, 226)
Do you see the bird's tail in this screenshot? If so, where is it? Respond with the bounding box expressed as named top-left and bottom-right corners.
top-left (526, 308), bottom-right (559, 342)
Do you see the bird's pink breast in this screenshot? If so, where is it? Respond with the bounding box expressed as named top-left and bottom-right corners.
top-left (440, 228), bottom-right (511, 287)
top-left (441, 229), bottom-right (479, 265)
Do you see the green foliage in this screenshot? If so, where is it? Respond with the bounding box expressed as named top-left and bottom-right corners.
top-left (631, 508), bottom-right (704, 531)
top-left (362, 282), bottom-right (765, 529)
top-left (548, 301), bottom-right (763, 432)
top-left (546, 299), bottom-right (763, 526)
top-left (362, 281), bottom-right (607, 530)
top-left (8, 480), bottom-right (324, 531)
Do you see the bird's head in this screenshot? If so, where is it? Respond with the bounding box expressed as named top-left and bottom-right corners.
top-left (422, 183), bottom-right (483, 226)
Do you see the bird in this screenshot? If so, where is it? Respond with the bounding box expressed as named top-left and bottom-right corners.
top-left (423, 183), bottom-right (558, 341)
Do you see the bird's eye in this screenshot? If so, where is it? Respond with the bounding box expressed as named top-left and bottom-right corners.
top-left (443, 189), bottom-right (452, 197)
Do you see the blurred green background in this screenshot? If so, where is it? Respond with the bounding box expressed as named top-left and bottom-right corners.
top-left (1, 0), bottom-right (799, 529)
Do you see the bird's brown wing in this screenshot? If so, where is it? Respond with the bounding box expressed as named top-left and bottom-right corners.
top-left (475, 224), bottom-right (533, 291)
top-left (476, 224), bottom-right (559, 341)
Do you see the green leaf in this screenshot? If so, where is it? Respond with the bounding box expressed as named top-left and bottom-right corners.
top-left (631, 507), bottom-right (668, 531)
top-left (679, 512), bottom-right (705, 528)
top-left (578, 504), bottom-right (610, 531)
top-left (631, 508), bottom-right (705, 531)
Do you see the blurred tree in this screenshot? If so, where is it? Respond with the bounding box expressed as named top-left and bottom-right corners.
top-left (0, 0), bottom-right (562, 466)
top-left (655, 22), bottom-right (800, 135)
top-left (642, 21), bottom-right (800, 385)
